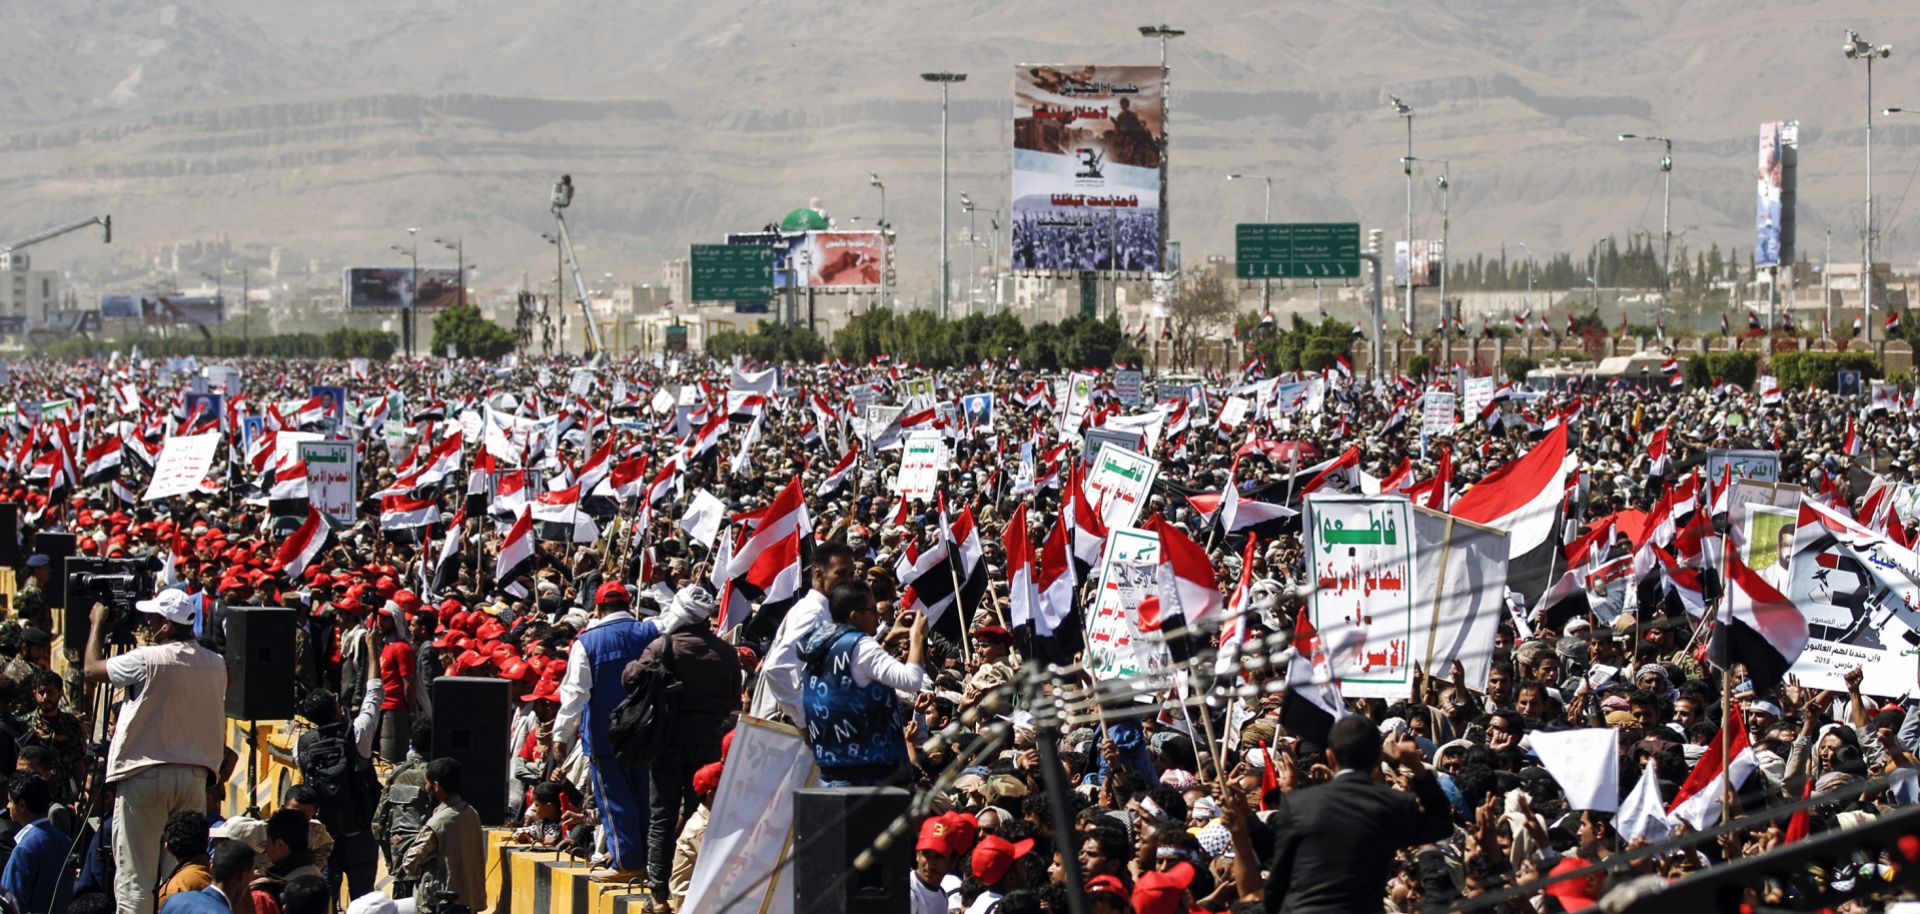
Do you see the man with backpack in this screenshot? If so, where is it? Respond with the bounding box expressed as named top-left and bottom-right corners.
top-left (294, 629), bottom-right (383, 906)
top-left (373, 720), bottom-right (434, 901)
top-left (551, 581), bottom-right (693, 882)
top-left (620, 585), bottom-right (740, 914)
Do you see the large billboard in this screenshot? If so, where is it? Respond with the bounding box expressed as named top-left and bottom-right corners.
top-left (726, 233), bottom-right (807, 290)
top-left (98, 292), bottom-right (225, 326)
top-left (1011, 65), bottom-right (1163, 273)
top-left (801, 231), bottom-right (887, 288)
top-left (1756, 122), bottom-right (1784, 268)
top-left (342, 268), bottom-right (463, 309)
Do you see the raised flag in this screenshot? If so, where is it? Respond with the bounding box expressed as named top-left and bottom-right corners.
top-left (275, 504), bottom-right (336, 581)
top-left (493, 506), bottom-right (536, 596)
top-left (379, 493), bottom-right (442, 544)
top-left (1708, 551), bottom-right (1809, 692)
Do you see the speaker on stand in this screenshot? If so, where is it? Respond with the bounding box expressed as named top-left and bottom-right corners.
top-left (224, 605), bottom-right (297, 817)
top-left (431, 676), bottom-right (512, 825)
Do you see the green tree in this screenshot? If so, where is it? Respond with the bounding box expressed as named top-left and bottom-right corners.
top-left (430, 304), bottom-right (517, 360)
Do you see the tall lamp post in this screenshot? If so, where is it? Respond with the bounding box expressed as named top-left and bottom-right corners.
top-left (868, 173), bottom-right (890, 311)
top-left (1227, 173), bottom-right (1273, 316)
top-left (1407, 158), bottom-right (1451, 359)
top-left (1391, 97), bottom-right (1416, 334)
top-left (1617, 133), bottom-right (1673, 324)
top-left (922, 71), bottom-right (967, 319)
top-left (434, 236), bottom-right (465, 309)
top-left (390, 227), bottom-right (419, 358)
top-left (1515, 241), bottom-right (1534, 330)
top-left (1140, 24), bottom-right (1184, 270)
top-left (960, 192), bottom-right (978, 316)
top-left (1847, 31), bottom-right (1895, 342)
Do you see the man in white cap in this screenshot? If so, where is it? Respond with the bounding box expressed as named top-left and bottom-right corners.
top-left (82, 588), bottom-right (227, 914)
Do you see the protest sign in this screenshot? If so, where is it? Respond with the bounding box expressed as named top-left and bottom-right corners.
top-left (1083, 427), bottom-right (1146, 464)
top-left (681, 717), bottom-right (815, 914)
top-left (1307, 494), bottom-right (1417, 699)
top-left (1706, 448), bottom-right (1780, 484)
top-left (1086, 528), bottom-right (1167, 690)
top-left (1114, 369), bottom-right (1144, 406)
top-left (1461, 377), bottom-right (1494, 424)
top-left (1217, 396), bottom-right (1251, 431)
top-left (894, 430), bottom-right (946, 500)
top-left (144, 434), bottom-right (222, 500)
top-left (1062, 371), bottom-right (1095, 431)
top-left (1726, 479), bottom-right (1803, 553)
top-left (1409, 507), bottom-right (1507, 692)
top-left (1084, 445), bottom-right (1159, 529)
top-left (1421, 392), bottom-right (1457, 436)
top-left (298, 440), bottom-right (357, 525)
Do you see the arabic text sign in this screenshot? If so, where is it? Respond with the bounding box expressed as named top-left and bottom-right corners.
top-left (1461, 377), bottom-right (1494, 424)
top-left (1421, 391), bottom-right (1457, 435)
top-left (1113, 369), bottom-right (1144, 406)
top-left (1786, 531), bottom-right (1920, 696)
top-left (298, 440), bottom-right (358, 525)
top-left (1706, 448), bottom-right (1781, 484)
top-left (1084, 445), bottom-right (1160, 529)
top-left (144, 433), bottom-right (222, 501)
top-left (1307, 495), bottom-right (1417, 699)
top-left (1085, 527), bottom-right (1166, 687)
top-left (894, 430), bottom-right (946, 500)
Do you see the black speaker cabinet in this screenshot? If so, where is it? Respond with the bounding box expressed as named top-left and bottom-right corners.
top-left (224, 606), bottom-right (298, 721)
top-left (432, 676), bottom-right (511, 825)
top-left (793, 787), bottom-right (911, 914)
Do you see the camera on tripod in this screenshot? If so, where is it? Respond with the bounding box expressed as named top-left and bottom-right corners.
top-left (62, 556), bottom-right (157, 646)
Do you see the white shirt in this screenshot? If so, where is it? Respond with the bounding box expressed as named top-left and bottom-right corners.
top-left (104, 638), bottom-right (228, 783)
top-left (750, 589), bottom-right (830, 723)
top-left (963, 890), bottom-right (1001, 914)
top-left (846, 637), bottom-right (928, 694)
top-left (553, 610), bottom-right (636, 745)
top-left (909, 872), bottom-right (961, 914)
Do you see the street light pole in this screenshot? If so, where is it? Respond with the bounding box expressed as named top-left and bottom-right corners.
top-left (1227, 173), bottom-right (1274, 316)
top-left (1141, 24), bottom-right (1184, 270)
top-left (961, 192), bottom-right (977, 316)
top-left (1851, 31), bottom-right (1895, 343)
top-left (922, 72), bottom-right (967, 320)
top-left (436, 237), bottom-right (466, 310)
top-left (1617, 134), bottom-right (1674, 322)
top-left (1392, 97), bottom-right (1415, 335)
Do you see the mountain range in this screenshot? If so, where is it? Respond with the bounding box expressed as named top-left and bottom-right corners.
top-left (3, 0), bottom-right (1918, 302)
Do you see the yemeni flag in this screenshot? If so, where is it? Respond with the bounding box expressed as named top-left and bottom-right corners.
top-left (1221, 476), bottom-right (1299, 537)
top-left (946, 497), bottom-right (987, 642)
top-left (429, 504), bottom-right (466, 597)
top-left (375, 433), bottom-right (463, 498)
top-left (532, 484), bottom-right (600, 544)
top-left (1297, 446), bottom-right (1362, 498)
top-left (493, 506), bottom-right (536, 597)
top-left (1450, 424), bottom-right (1571, 603)
top-left (293, 394), bottom-right (329, 429)
top-left (1667, 702), bottom-right (1758, 830)
top-left (815, 446), bottom-right (859, 497)
top-left (896, 534), bottom-right (957, 631)
top-left (1280, 606), bottom-right (1345, 746)
top-left (1034, 512), bottom-right (1078, 643)
top-left (1214, 536), bottom-right (1258, 680)
top-left (1708, 551), bottom-right (1809, 692)
top-left (1154, 516), bottom-right (1223, 628)
top-left (724, 476), bottom-right (809, 581)
top-left (1068, 469), bottom-right (1108, 582)
top-left (269, 453), bottom-right (311, 517)
top-left (275, 504), bottom-right (337, 581)
top-left (1005, 502), bottom-right (1041, 633)
top-left (731, 528), bottom-right (804, 639)
top-left (593, 454), bottom-right (649, 502)
top-left (380, 494), bottom-right (443, 545)
top-left (685, 413), bottom-right (728, 460)
top-left (490, 469), bottom-right (534, 522)
top-left (82, 435), bottom-right (124, 485)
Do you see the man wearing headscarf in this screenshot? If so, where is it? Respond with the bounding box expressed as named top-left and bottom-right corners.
top-left (624, 585), bottom-right (741, 913)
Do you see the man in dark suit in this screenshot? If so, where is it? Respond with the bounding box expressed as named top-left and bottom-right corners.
top-left (1263, 715), bottom-right (1454, 914)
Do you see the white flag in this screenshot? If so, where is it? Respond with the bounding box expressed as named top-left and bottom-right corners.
top-left (1614, 758), bottom-right (1671, 844)
top-left (1528, 728), bottom-right (1620, 812)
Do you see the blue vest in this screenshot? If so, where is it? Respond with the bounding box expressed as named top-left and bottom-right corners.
top-left (576, 616), bottom-right (658, 757)
top-left (800, 624), bottom-right (907, 779)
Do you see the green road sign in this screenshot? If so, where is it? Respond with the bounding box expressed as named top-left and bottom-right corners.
top-left (690, 244), bottom-right (774, 301)
top-left (1234, 223), bottom-right (1362, 279)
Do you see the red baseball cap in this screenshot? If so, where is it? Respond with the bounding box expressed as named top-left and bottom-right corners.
top-left (1085, 875), bottom-right (1127, 899)
top-left (969, 834), bottom-right (1034, 886)
top-left (916, 816), bottom-right (961, 856)
top-left (1132, 861), bottom-right (1196, 914)
top-left (692, 762), bottom-right (724, 800)
top-left (498, 659), bottom-right (533, 681)
top-left (594, 580), bottom-right (631, 606)
top-left (522, 679), bottom-right (560, 703)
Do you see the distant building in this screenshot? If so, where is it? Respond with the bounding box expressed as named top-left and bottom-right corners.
top-left (0, 253), bottom-right (60, 325)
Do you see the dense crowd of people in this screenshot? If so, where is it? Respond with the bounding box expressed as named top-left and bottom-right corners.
top-left (0, 348), bottom-right (1915, 914)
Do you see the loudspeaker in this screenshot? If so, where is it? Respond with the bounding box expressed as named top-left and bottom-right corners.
top-left (793, 787), bottom-right (911, 914)
top-left (0, 504), bottom-right (20, 569)
top-left (36, 532), bottom-right (75, 610)
top-left (432, 676), bottom-right (511, 825)
top-left (224, 606), bottom-right (298, 721)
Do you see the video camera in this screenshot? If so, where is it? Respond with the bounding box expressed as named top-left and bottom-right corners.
top-left (63, 556), bottom-right (158, 647)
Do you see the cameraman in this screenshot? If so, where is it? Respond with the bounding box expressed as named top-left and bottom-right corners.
top-left (82, 589), bottom-right (227, 914)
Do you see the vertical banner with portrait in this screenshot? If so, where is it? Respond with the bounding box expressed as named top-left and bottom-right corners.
top-left (1012, 65), bottom-right (1163, 272)
top-left (1756, 122), bottom-right (1784, 268)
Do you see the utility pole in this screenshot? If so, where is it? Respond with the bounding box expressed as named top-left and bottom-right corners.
top-left (1227, 173), bottom-right (1273, 316)
top-left (1140, 24), bottom-right (1184, 270)
top-left (922, 72), bottom-right (967, 319)
top-left (1618, 134), bottom-right (1674, 322)
top-left (1392, 96), bottom-right (1415, 335)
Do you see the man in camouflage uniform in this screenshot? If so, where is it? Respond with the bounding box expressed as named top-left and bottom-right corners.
top-left (20, 669), bottom-right (85, 804)
top-left (13, 555), bottom-right (50, 633)
top-left (0, 622), bottom-right (34, 715)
